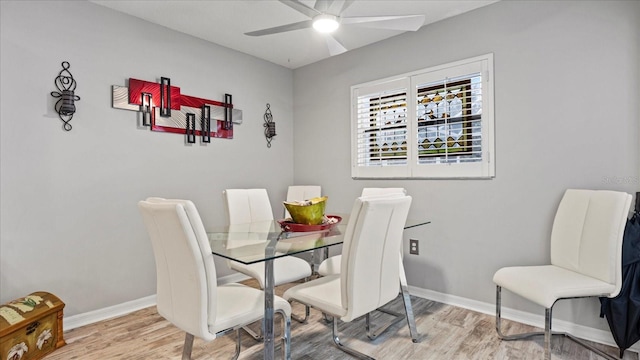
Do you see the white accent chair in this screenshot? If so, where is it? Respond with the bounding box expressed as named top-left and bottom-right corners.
top-left (138, 198), bottom-right (291, 360)
top-left (317, 188), bottom-right (406, 276)
top-left (223, 189), bottom-right (313, 289)
top-left (493, 189), bottom-right (632, 360)
top-left (284, 185), bottom-right (322, 219)
top-left (316, 188), bottom-right (420, 342)
top-left (223, 189), bottom-right (313, 337)
top-left (283, 195), bottom-right (412, 359)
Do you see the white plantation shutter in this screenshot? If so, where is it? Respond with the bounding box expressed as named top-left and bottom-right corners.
top-left (415, 73), bottom-right (482, 162)
top-left (351, 54), bottom-right (494, 179)
top-left (352, 78), bottom-right (411, 178)
top-left (411, 57), bottom-right (493, 178)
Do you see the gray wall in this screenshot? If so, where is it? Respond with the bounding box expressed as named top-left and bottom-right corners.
top-left (0, 1), bottom-right (294, 316)
top-left (1, 0), bottom-right (639, 341)
top-left (292, 0), bottom-right (639, 332)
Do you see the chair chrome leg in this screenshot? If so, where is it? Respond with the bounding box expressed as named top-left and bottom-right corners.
top-left (182, 333), bottom-right (194, 360)
top-left (232, 330), bottom-right (241, 360)
top-left (564, 333), bottom-right (618, 360)
top-left (286, 299), bottom-right (314, 324)
top-left (397, 253), bottom-right (421, 342)
top-left (495, 286), bottom-right (545, 340)
top-left (275, 308), bottom-right (291, 360)
top-left (399, 278), bottom-right (421, 342)
top-left (323, 312), bottom-right (334, 323)
top-left (364, 308), bottom-right (404, 340)
top-left (331, 318), bottom-right (375, 360)
top-left (289, 299), bottom-right (375, 359)
top-left (363, 280), bottom-right (421, 343)
top-left (495, 286), bottom-right (617, 360)
top-left (292, 305), bottom-right (310, 324)
top-left (241, 324), bottom-right (263, 341)
top-left (544, 308), bottom-right (553, 360)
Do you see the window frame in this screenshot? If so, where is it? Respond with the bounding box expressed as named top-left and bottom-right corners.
top-left (350, 53), bottom-right (495, 179)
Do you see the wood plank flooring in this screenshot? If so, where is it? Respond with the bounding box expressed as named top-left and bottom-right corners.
top-left (44, 280), bottom-right (638, 360)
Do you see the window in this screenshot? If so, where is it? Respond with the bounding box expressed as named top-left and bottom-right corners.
top-left (351, 54), bottom-right (495, 179)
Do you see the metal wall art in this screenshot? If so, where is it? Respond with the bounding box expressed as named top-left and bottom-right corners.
top-left (112, 77), bottom-right (243, 143)
top-left (263, 103), bottom-right (276, 148)
top-left (51, 61), bottom-right (80, 131)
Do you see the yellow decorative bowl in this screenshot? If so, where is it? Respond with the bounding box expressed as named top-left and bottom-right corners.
top-left (283, 196), bottom-right (327, 225)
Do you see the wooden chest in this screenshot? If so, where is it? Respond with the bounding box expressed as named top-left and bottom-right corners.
top-left (0, 292), bottom-right (65, 360)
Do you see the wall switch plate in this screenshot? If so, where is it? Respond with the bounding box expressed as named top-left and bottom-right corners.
top-left (409, 239), bottom-right (419, 255)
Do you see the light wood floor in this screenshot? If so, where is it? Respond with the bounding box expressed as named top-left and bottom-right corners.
top-left (44, 280), bottom-right (637, 360)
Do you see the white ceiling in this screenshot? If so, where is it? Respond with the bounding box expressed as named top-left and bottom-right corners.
top-left (90, 0), bottom-right (499, 69)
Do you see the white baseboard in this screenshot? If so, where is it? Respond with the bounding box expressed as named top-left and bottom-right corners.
top-left (62, 280), bottom-right (638, 355)
top-left (64, 273), bottom-right (249, 331)
top-left (408, 285), bottom-right (639, 354)
top-left (64, 295), bottom-right (157, 330)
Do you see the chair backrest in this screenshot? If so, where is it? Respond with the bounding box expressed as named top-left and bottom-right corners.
top-left (223, 189), bottom-right (274, 225)
top-left (284, 185), bottom-right (322, 218)
top-left (550, 189), bottom-right (632, 297)
top-left (340, 195), bottom-right (412, 321)
top-left (361, 187), bottom-right (407, 197)
top-left (138, 198), bottom-right (217, 341)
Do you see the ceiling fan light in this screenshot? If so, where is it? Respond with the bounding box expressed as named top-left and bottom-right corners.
top-left (313, 14), bottom-right (339, 33)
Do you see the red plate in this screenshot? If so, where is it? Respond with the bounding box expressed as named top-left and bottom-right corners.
top-left (278, 215), bottom-right (342, 232)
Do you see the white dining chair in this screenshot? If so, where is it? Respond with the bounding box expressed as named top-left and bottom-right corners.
top-left (283, 195), bottom-right (412, 359)
top-left (284, 185), bottom-right (322, 218)
top-left (223, 189), bottom-right (313, 338)
top-left (138, 198), bottom-right (291, 360)
top-left (493, 189), bottom-right (632, 360)
top-left (317, 187), bottom-right (407, 276)
top-left (223, 189), bottom-right (313, 288)
top-left (315, 188), bottom-right (419, 343)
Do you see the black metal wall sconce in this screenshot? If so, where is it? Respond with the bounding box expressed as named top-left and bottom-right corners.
top-left (263, 103), bottom-right (276, 148)
top-left (50, 61), bottom-right (80, 131)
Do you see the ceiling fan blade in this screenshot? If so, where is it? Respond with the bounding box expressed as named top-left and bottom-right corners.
top-left (279, 0), bottom-right (321, 19)
top-left (315, 0), bottom-right (354, 16)
top-left (324, 34), bottom-right (347, 56)
top-left (341, 15), bottom-right (426, 31)
top-left (245, 20), bottom-right (313, 36)
top-left (313, 0), bottom-right (332, 13)
top-left (339, 0), bottom-right (355, 14)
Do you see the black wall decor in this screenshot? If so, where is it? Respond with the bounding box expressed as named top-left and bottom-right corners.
top-left (51, 61), bottom-right (80, 131)
top-left (263, 103), bottom-right (276, 148)
top-left (141, 92), bottom-right (153, 126)
top-left (186, 113), bottom-right (196, 143)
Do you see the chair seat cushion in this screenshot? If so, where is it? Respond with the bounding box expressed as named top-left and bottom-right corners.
top-left (231, 256), bottom-right (312, 289)
top-left (493, 265), bottom-right (617, 308)
top-left (282, 275), bottom-right (347, 318)
top-left (212, 283), bottom-right (291, 334)
top-left (317, 255), bottom-right (341, 276)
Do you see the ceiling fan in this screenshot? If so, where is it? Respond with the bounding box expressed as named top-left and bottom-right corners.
top-left (245, 0), bottom-right (426, 56)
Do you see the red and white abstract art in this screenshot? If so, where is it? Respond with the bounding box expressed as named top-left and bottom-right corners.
top-left (112, 77), bottom-right (242, 143)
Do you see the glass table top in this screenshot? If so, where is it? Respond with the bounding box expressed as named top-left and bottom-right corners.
top-left (207, 214), bottom-right (429, 265)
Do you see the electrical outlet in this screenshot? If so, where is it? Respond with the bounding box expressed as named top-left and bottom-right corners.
top-left (409, 239), bottom-right (419, 255)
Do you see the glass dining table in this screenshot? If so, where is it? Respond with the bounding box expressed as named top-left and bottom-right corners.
top-left (207, 215), bottom-right (430, 360)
